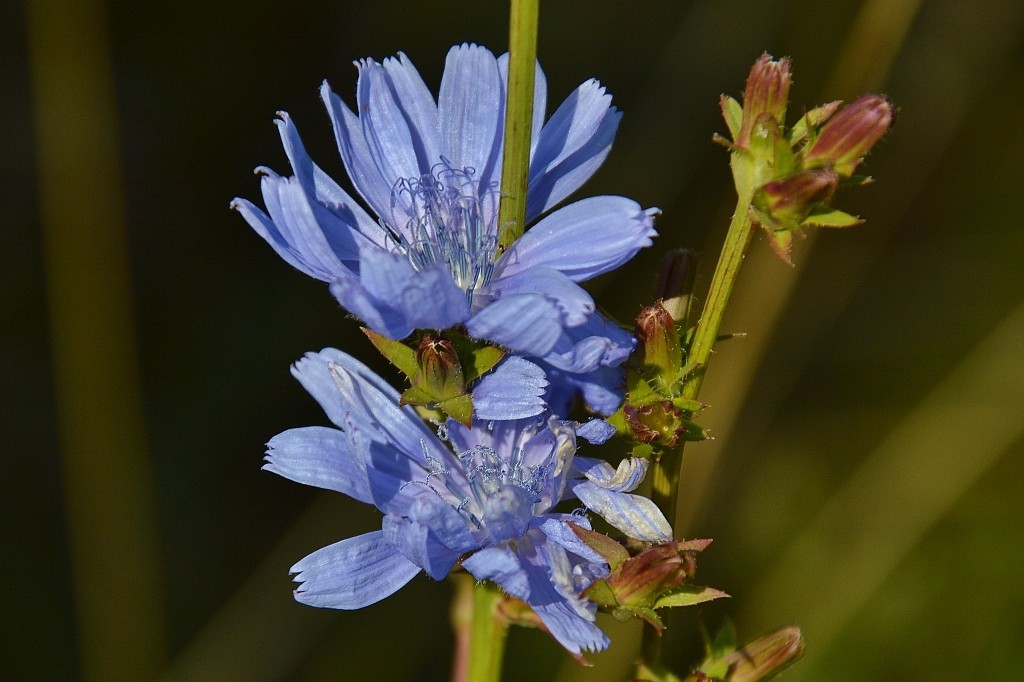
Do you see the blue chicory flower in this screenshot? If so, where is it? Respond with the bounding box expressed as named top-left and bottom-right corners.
top-left (266, 348), bottom-right (673, 654)
top-left (233, 44), bottom-right (657, 416)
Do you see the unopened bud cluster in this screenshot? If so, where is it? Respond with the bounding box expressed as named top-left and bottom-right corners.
top-left (719, 53), bottom-right (893, 262)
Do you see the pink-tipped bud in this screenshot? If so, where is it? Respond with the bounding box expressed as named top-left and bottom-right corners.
top-left (804, 94), bottom-right (893, 175)
top-left (758, 166), bottom-right (839, 222)
top-left (736, 53), bottom-right (793, 148)
top-left (636, 303), bottom-right (683, 381)
top-left (415, 334), bottom-right (465, 401)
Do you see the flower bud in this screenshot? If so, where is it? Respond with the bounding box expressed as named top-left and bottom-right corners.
top-left (415, 334), bottom-right (465, 401)
top-left (736, 53), bottom-right (793, 149)
top-left (718, 626), bottom-right (805, 682)
top-left (636, 303), bottom-right (683, 384)
top-left (757, 166), bottom-right (839, 222)
top-left (803, 94), bottom-right (893, 176)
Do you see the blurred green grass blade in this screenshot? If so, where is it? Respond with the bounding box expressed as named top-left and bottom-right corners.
top-left (26, 0), bottom-right (167, 678)
top-left (742, 298), bottom-right (1024, 674)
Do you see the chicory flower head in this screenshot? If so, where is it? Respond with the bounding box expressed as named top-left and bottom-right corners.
top-left (267, 348), bottom-right (673, 653)
top-left (233, 44), bottom-right (657, 415)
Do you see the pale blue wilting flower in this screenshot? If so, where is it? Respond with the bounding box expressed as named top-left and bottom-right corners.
top-left (265, 348), bottom-right (673, 653)
top-left (233, 44), bottom-right (657, 417)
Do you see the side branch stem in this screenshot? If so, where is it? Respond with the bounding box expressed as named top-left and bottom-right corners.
top-left (452, 575), bottom-right (508, 682)
top-left (642, 188), bottom-right (755, 670)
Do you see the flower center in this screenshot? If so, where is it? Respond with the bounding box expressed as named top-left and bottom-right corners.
top-left (459, 443), bottom-right (548, 542)
top-left (387, 160), bottom-right (499, 300)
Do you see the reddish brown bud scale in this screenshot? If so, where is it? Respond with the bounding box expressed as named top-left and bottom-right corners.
top-left (736, 54), bottom-right (793, 149)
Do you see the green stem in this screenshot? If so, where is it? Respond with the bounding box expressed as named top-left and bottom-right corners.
top-left (451, 575), bottom-right (508, 682)
top-left (497, 0), bottom-right (539, 251)
top-left (641, 187), bottom-right (756, 671)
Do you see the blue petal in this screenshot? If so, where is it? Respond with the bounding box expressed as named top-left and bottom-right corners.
top-left (544, 364), bottom-right (626, 417)
top-left (359, 249), bottom-right (471, 331)
top-left (462, 545), bottom-right (530, 600)
top-left (543, 312), bottom-right (636, 374)
top-left (356, 58), bottom-right (425, 188)
top-left (472, 357), bottom-right (548, 420)
top-left (575, 419), bottom-right (616, 444)
top-left (487, 266), bottom-right (594, 327)
top-left (537, 516), bottom-right (606, 565)
top-left (466, 294), bottom-right (564, 358)
top-left (382, 497), bottom-right (475, 580)
top-left (329, 272), bottom-right (414, 340)
top-left (232, 195), bottom-right (335, 282)
top-left (290, 530), bottom-right (422, 609)
top-left (521, 542), bottom-right (609, 654)
top-left (321, 81), bottom-right (395, 225)
top-left (273, 111), bottom-right (385, 246)
top-left (527, 80), bottom-right (621, 221)
top-left (438, 44), bottom-right (504, 196)
top-left (380, 52), bottom-right (441, 173)
top-left (571, 481), bottom-right (673, 543)
top-left (500, 197), bottom-right (657, 282)
top-left (263, 426), bottom-right (372, 503)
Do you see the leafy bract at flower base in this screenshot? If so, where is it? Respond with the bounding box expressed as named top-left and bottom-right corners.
top-left (233, 44), bottom-right (657, 416)
top-left (265, 348), bottom-right (672, 655)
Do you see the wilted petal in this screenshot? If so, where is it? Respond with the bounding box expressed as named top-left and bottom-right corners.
top-left (573, 456), bottom-right (648, 492)
top-left (291, 531), bottom-right (421, 609)
top-left (572, 481), bottom-right (673, 543)
top-left (575, 419), bottom-right (616, 444)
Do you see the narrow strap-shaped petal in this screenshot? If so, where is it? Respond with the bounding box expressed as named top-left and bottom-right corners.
top-left (466, 293), bottom-right (564, 358)
top-left (274, 112), bottom-right (385, 246)
top-left (527, 79), bottom-right (621, 220)
top-left (263, 426), bottom-right (372, 503)
top-left (290, 530), bottom-right (422, 609)
top-left (438, 44), bottom-right (505, 194)
top-left (258, 174), bottom-right (363, 274)
top-left (520, 542), bottom-right (609, 654)
top-left (321, 81), bottom-right (395, 223)
top-left (381, 52), bottom-right (441, 173)
top-left (472, 356), bottom-right (548, 420)
top-left (487, 266), bottom-right (594, 327)
top-left (542, 363), bottom-right (626, 417)
top-left (571, 480), bottom-right (673, 543)
top-left (329, 273), bottom-right (414, 340)
top-left (231, 195), bottom-right (336, 282)
top-left (357, 58), bottom-right (425, 189)
top-left (499, 197), bottom-right (657, 282)
top-left (543, 312), bottom-right (636, 373)
top-left (355, 249), bottom-right (471, 332)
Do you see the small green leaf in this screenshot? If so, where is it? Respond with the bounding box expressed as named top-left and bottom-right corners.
top-left (720, 95), bottom-right (743, 140)
top-left (466, 346), bottom-right (504, 382)
top-left (437, 394), bottom-right (474, 426)
top-left (802, 207), bottom-right (863, 228)
top-left (362, 328), bottom-right (417, 379)
top-left (672, 397), bottom-right (704, 414)
top-left (654, 586), bottom-right (729, 610)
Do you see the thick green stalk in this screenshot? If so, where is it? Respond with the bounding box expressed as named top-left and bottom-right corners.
top-left (452, 576), bottom-right (508, 682)
top-left (497, 0), bottom-right (539, 251)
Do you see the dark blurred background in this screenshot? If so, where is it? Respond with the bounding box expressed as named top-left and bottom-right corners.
top-left (4, 0), bottom-right (1023, 679)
